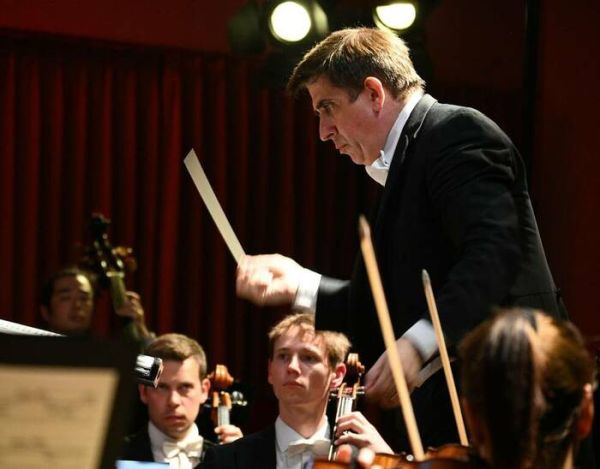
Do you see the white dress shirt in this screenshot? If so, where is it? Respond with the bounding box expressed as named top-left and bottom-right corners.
top-left (275, 416), bottom-right (331, 469)
top-left (292, 90), bottom-right (438, 364)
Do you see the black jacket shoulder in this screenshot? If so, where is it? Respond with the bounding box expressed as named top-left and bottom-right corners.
top-left (200, 425), bottom-right (276, 469)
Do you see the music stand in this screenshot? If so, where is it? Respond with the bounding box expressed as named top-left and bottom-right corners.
top-left (0, 332), bottom-right (137, 469)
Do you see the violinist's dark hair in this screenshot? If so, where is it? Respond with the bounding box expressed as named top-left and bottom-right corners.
top-left (145, 333), bottom-right (208, 379)
top-left (40, 266), bottom-right (95, 307)
top-left (534, 311), bottom-right (595, 467)
top-left (459, 308), bottom-right (595, 469)
top-left (268, 313), bottom-right (351, 369)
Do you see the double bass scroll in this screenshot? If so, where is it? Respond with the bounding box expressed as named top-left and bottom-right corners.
top-left (78, 213), bottom-right (152, 340)
top-left (80, 213), bottom-right (137, 311)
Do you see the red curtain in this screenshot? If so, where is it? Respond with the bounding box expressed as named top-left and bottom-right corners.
top-left (0, 33), bottom-right (378, 429)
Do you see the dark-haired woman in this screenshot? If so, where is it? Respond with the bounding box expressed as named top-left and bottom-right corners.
top-left (460, 308), bottom-right (595, 469)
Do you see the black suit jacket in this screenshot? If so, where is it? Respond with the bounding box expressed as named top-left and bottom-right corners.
top-left (121, 428), bottom-right (154, 462)
top-left (315, 94), bottom-right (566, 447)
top-left (200, 425), bottom-right (276, 469)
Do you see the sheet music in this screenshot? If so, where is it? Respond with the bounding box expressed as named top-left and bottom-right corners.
top-left (116, 462), bottom-right (168, 468)
top-left (0, 365), bottom-right (118, 469)
top-left (183, 149), bottom-right (245, 263)
top-left (0, 319), bottom-right (61, 336)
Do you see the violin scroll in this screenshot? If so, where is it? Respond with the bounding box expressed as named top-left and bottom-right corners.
top-left (345, 353), bottom-right (365, 382)
top-left (330, 352), bottom-right (366, 401)
top-left (208, 364), bottom-right (234, 390)
top-left (207, 364), bottom-right (247, 428)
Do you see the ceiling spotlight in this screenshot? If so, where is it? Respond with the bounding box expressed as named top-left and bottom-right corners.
top-left (267, 0), bottom-right (328, 44)
top-left (228, 1), bottom-right (267, 55)
top-left (373, 2), bottom-right (417, 32)
top-left (269, 2), bottom-right (311, 42)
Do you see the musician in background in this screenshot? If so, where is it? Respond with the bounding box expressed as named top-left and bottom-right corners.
top-left (122, 333), bottom-right (243, 467)
top-left (40, 267), bottom-right (94, 336)
top-left (39, 266), bottom-right (152, 343)
top-left (201, 313), bottom-right (392, 469)
top-left (460, 308), bottom-right (596, 469)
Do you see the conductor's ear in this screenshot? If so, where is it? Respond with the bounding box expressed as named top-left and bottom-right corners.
top-left (363, 76), bottom-right (385, 112)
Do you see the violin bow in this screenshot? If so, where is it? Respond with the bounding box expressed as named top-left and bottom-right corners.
top-left (358, 216), bottom-right (425, 460)
top-left (421, 270), bottom-right (469, 446)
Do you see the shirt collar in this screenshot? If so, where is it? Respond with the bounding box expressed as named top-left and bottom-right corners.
top-left (148, 420), bottom-right (201, 454)
top-left (365, 90), bottom-right (424, 186)
top-left (274, 415), bottom-right (330, 453)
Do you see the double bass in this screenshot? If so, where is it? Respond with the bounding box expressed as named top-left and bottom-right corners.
top-left (79, 213), bottom-right (152, 340)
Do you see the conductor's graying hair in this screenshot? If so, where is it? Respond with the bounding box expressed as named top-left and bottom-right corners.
top-left (287, 27), bottom-right (425, 100)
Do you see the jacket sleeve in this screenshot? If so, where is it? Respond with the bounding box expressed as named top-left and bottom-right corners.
top-left (315, 276), bottom-right (350, 333)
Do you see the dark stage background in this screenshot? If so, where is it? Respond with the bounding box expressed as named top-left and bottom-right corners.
top-left (1, 0), bottom-right (599, 433)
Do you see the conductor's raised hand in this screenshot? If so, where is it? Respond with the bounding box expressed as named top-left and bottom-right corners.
top-left (236, 254), bottom-right (303, 306)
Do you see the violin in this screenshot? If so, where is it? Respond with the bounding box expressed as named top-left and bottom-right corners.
top-left (314, 219), bottom-right (488, 469)
top-left (313, 445), bottom-right (485, 469)
top-left (354, 217), bottom-right (483, 469)
top-left (328, 352), bottom-right (366, 460)
top-left (207, 364), bottom-right (247, 429)
top-left (310, 462), bottom-right (359, 469)
top-left (372, 446), bottom-right (485, 468)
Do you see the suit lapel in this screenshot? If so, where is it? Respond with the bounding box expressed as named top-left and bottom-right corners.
top-left (241, 425), bottom-right (276, 469)
top-left (373, 94), bottom-right (437, 241)
top-left (123, 429), bottom-right (154, 462)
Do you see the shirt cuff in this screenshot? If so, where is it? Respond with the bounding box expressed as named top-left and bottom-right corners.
top-left (292, 268), bottom-right (322, 313)
top-left (402, 319), bottom-right (438, 363)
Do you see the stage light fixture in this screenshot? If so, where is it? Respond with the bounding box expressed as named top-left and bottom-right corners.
top-left (267, 0), bottom-right (329, 44)
top-left (269, 2), bottom-right (312, 42)
top-left (228, 1), bottom-right (267, 55)
top-left (373, 2), bottom-right (417, 32)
